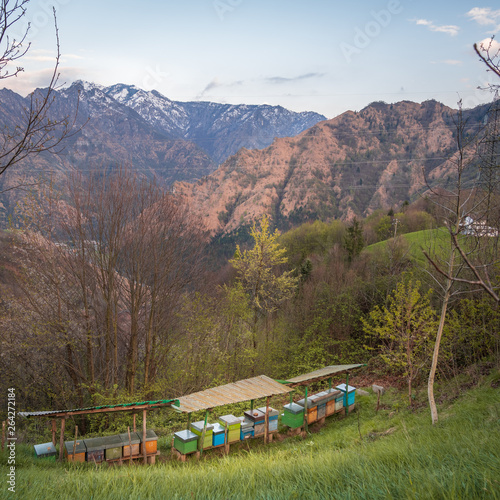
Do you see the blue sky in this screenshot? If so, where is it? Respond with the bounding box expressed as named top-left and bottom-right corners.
top-left (3, 0), bottom-right (500, 118)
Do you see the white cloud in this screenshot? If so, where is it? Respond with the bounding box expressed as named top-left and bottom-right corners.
top-left (466, 7), bottom-right (500, 31)
top-left (415, 18), bottom-right (460, 36)
top-left (476, 37), bottom-right (500, 54)
top-left (443, 59), bottom-right (463, 65)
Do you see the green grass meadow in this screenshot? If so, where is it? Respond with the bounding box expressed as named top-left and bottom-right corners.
top-left (1, 373), bottom-right (500, 499)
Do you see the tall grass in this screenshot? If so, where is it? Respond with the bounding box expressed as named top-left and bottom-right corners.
top-left (2, 378), bottom-right (499, 499)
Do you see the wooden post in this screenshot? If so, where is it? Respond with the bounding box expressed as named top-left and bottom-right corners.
top-left (224, 421), bottom-right (229, 454)
top-left (345, 373), bottom-right (349, 416)
top-left (59, 418), bottom-right (66, 461)
top-left (199, 409), bottom-right (209, 457)
top-left (1, 421), bottom-right (5, 451)
top-left (304, 387), bottom-right (308, 433)
top-left (72, 425), bottom-right (78, 460)
top-left (51, 419), bottom-right (57, 446)
top-left (264, 396), bottom-right (270, 444)
top-left (142, 409), bottom-right (147, 464)
top-left (133, 413), bottom-right (137, 433)
top-left (127, 426), bottom-right (132, 464)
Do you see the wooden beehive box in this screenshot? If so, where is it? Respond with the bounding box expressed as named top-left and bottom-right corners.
top-left (140, 429), bottom-right (158, 455)
top-left (190, 421), bottom-right (214, 450)
top-left (84, 437), bottom-right (105, 463)
top-left (65, 439), bottom-right (87, 462)
top-left (219, 415), bottom-right (241, 443)
top-left (119, 431), bottom-right (141, 457)
top-left (336, 384), bottom-right (356, 407)
top-left (317, 403), bottom-right (326, 420)
top-left (244, 409), bottom-right (265, 424)
top-left (282, 403), bottom-right (305, 429)
top-left (306, 406), bottom-right (318, 424)
top-left (173, 429), bottom-right (198, 455)
top-left (34, 442), bottom-right (57, 461)
top-left (103, 434), bottom-right (123, 461)
top-left (212, 423), bottom-right (226, 447)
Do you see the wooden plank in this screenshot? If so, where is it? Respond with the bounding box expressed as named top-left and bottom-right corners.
top-left (72, 425), bottom-right (78, 459)
top-left (51, 419), bottom-right (57, 446)
top-left (142, 409), bottom-right (147, 464)
top-left (59, 418), bottom-right (65, 461)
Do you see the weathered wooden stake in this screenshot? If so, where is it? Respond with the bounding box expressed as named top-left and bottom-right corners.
top-left (199, 409), bottom-right (209, 457)
top-left (264, 396), bottom-right (270, 444)
top-left (127, 426), bottom-right (132, 465)
top-left (345, 373), bottom-right (350, 416)
top-left (51, 419), bottom-right (57, 446)
top-left (72, 425), bottom-right (78, 460)
top-left (133, 413), bottom-right (136, 433)
top-left (59, 418), bottom-right (66, 461)
top-left (304, 387), bottom-right (309, 433)
top-left (142, 409), bottom-right (147, 464)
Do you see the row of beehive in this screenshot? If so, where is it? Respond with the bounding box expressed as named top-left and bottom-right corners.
top-left (282, 384), bottom-right (356, 428)
top-left (173, 407), bottom-right (280, 455)
top-left (33, 429), bottom-right (159, 462)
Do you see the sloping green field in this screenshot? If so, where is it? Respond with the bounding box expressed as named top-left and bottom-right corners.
top-left (365, 228), bottom-right (456, 264)
top-left (2, 373), bottom-right (499, 500)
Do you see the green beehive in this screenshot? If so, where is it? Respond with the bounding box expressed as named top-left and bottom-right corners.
top-left (34, 442), bottom-right (57, 461)
top-left (282, 402), bottom-right (305, 429)
top-left (219, 415), bottom-right (241, 443)
top-left (190, 421), bottom-right (214, 450)
top-left (174, 429), bottom-right (199, 455)
top-left (103, 434), bottom-right (123, 461)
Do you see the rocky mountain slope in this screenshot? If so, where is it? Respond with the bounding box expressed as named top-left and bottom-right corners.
top-left (0, 81), bottom-right (324, 224)
top-left (105, 83), bottom-right (326, 164)
top-left (175, 100), bottom-right (492, 234)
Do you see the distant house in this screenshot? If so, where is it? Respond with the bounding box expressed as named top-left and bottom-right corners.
top-left (461, 216), bottom-right (499, 237)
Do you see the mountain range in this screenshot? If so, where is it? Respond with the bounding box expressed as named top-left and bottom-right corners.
top-left (175, 99), bottom-right (493, 234)
top-left (0, 81), bottom-right (326, 224)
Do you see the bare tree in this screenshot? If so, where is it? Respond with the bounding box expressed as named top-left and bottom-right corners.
top-left (474, 36), bottom-right (500, 91)
top-left (0, 0), bottom-right (79, 179)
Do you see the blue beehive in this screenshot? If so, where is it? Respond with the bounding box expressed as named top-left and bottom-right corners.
top-left (212, 423), bottom-right (226, 447)
top-left (336, 384), bottom-right (356, 407)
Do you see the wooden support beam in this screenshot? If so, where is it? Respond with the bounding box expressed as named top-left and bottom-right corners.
top-left (72, 425), bottom-right (78, 460)
top-left (304, 387), bottom-right (309, 434)
top-left (142, 409), bottom-right (147, 464)
top-left (199, 409), bottom-right (209, 457)
top-left (51, 419), bottom-right (57, 446)
top-left (264, 396), bottom-right (270, 444)
top-left (59, 418), bottom-right (66, 461)
top-left (133, 413), bottom-right (137, 433)
top-left (345, 373), bottom-right (349, 416)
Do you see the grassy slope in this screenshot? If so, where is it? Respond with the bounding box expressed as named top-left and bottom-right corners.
top-left (364, 228), bottom-right (454, 265)
top-left (1, 373), bottom-right (499, 500)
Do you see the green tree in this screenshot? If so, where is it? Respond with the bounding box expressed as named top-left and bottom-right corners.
top-left (363, 276), bottom-right (437, 407)
top-left (343, 217), bottom-right (364, 263)
top-left (230, 215), bottom-right (299, 373)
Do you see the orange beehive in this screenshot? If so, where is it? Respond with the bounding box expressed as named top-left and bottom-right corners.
top-left (140, 429), bottom-right (158, 454)
top-left (306, 407), bottom-right (317, 424)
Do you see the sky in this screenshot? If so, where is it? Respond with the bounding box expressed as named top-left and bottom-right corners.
top-left (2, 0), bottom-right (500, 119)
